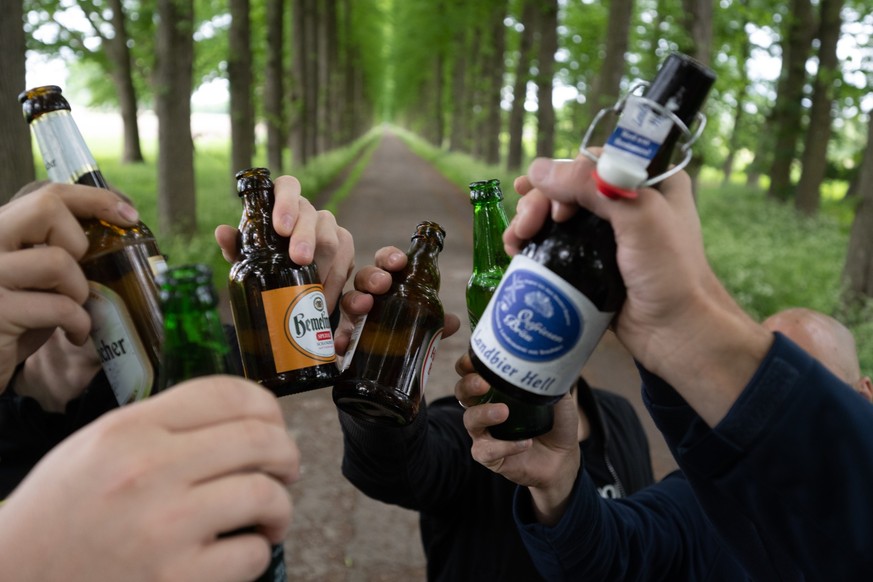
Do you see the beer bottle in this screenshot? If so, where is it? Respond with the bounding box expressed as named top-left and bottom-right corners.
top-left (333, 221), bottom-right (445, 427)
top-left (19, 85), bottom-right (166, 405)
top-left (466, 179), bottom-right (554, 440)
top-left (157, 263), bottom-right (230, 389)
top-left (156, 263), bottom-right (287, 582)
top-left (228, 167), bottom-right (338, 397)
top-left (469, 53), bottom-right (716, 411)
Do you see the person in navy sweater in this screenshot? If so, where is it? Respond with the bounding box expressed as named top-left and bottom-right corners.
top-left (454, 153), bottom-right (873, 580)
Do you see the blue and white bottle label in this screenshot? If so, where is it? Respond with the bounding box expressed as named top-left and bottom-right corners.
top-left (603, 95), bottom-right (672, 167)
top-left (470, 255), bottom-right (614, 398)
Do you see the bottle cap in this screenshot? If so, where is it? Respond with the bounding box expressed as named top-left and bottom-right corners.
top-left (594, 154), bottom-right (646, 199)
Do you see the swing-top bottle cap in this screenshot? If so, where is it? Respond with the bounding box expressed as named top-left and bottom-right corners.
top-left (593, 156), bottom-right (646, 200)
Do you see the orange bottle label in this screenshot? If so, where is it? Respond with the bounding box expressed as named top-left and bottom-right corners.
top-left (262, 284), bottom-right (336, 373)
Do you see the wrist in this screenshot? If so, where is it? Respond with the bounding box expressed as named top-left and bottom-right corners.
top-left (646, 289), bottom-right (773, 426)
top-left (528, 447), bottom-right (581, 526)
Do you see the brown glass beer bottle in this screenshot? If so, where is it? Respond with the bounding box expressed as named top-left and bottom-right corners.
top-left (20, 85), bottom-right (166, 405)
top-left (332, 221), bottom-right (445, 427)
top-left (228, 167), bottom-right (338, 397)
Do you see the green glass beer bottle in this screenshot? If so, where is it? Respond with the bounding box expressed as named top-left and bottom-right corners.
top-left (20, 85), bottom-right (166, 405)
top-left (228, 167), bottom-right (339, 397)
top-left (157, 263), bottom-right (287, 582)
top-left (333, 221), bottom-right (445, 427)
top-left (466, 179), bottom-right (554, 440)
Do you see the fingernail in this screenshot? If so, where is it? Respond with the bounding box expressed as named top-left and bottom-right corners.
top-left (369, 271), bottom-right (390, 287)
top-left (389, 251), bottom-right (405, 263)
top-left (117, 201), bottom-right (139, 222)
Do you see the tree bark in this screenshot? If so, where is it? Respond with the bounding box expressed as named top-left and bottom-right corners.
top-left (842, 111), bottom-right (873, 303)
top-left (290, 0), bottom-right (307, 167)
top-left (106, 0), bottom-right (145, 163)
top-left (767, 0), bottom-right (816, 201)
top-left (229, 0), bottom-right (255, 179)
top-left (265, 0), bottom-right (286, 174)
top-left (585, 0), bottom-right (634, 148)
top-left (0, 0), bottom-right (35, 202)
top-left (679, 0), bottom-right (714, 194)
top-left (484, 0), bottom-right (507, 164)
top-left (534, 0), bottom-right (558, 158)
top-left (507, 0), bottom-right (537, 169)
top-left (795, 0), bottom-right (844, 216)
top-left (304, 0), bottom-right (319, 161)
top-left (155, 0), bottom-right (196, 236)
top-left (448, 24), bottom-right (470, 153)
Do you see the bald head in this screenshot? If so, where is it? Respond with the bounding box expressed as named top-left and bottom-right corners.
top-left (762, 308), bottom-right (872, 402)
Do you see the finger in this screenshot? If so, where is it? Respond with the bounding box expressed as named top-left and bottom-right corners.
top-left (373, 246), bottom-right (407, 272)
top-left (314, 219), bottom-right (354, 312)
top-left (271, 175), bottom-right (304, 237)
top-left (287, 205), bottom-right (319, 266)
top-left (214, 225), bottom-right (242, 264)
top-left (2, 289), bottom-right (91, 349)
top-left (442, 313), bottom-right (461, 339)
top-left (192, 472), bottom-right (293, 542)
top-left (174, 418), bottom-right (300, 486)
top-left (0, 246), bottom-right (90, 305)
top-left (462, 401), bottom-right (509, 435)
top-left (453, 351), bottom-right (474, 377)
top-left (339, 289), bottom-right (375, 318)
top-left (194, 534), bottom-right (274, 582)
top-left (352, 265), bottom-right (393, 295)
top-left (514, 175), bottom-right (533, 196)
top-left (128, 376), bottom-right (285, 431)
top-left (503, 189), bottom-right (551, 254)
top-left (453, 370), bottom-right (491, 404)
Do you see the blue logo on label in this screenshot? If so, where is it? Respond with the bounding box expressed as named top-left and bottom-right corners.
top-left (491, 269), bottom-right (582, 361)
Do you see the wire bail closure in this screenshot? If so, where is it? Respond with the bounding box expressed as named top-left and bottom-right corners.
top-left (579, 81), bottom-right (708, 188)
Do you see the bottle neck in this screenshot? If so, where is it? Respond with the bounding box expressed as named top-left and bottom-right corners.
top-left (238, 189), bottom-right (291, 256)
top-left (29, 109), bottom-right (110, 188)
top-left (399, 236), bottom-right (442, 292)
top-left (471, 197), bottom-right (510, 273)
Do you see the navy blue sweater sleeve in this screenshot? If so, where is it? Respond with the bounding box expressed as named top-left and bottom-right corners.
top-left (513, 470), bottom-right (747, 581)
top-left (338, 396), bottom-right (477, 514)
top-left (640, 332), bottom-right (873, 579)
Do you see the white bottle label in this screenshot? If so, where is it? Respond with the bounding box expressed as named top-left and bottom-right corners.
top-left (470, 255), bottom-right (614, 398)
top-left (419, 330), bottom-right (442, 395)
top-left (340, 314), bottom-right (368, 372)
top-left (32, 110), bottom-right (99, 183)
top-left (602, 95), bottom-right (673, 169)
top-left (87, 282), bottom-right (154, 405)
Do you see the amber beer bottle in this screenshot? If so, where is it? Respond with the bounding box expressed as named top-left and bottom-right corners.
top-left (19, 85), bottom-right (166, 405)
top-left (157, 263), bottom-right (287, 582)
top-left (333, 221), bottom-right (445, 426)
top-left (466, 179), bottom-right (554, 440)
top-left (469, 53), bottom-right (716, 411)
top-left (228, 167), bottom-right (338, 397)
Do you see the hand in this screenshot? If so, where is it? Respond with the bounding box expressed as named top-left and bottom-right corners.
top-left (0, 183), bottom-right (140, 392)
top-left (334, 245), bottom-right (462, 355)
top-left (453, 351), bottom-right (579, 525)
top-left (0, 377), bottom-right (299, 582)
top-left (508, 155), bottom-right (773, 425)
top-left (215, 175), bottom-right (355, 312)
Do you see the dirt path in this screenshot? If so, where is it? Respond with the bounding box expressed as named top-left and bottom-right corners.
top-left (279, 132), bottom-right (677, 581)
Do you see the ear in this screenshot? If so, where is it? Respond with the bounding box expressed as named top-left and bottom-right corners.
top-left (858, 377), bottom-right (873, 404)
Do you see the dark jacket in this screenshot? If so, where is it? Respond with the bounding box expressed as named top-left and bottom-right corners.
top-left (339, 378), bottom-right (654, 581)
top-left (641, 332), bottom-right (873, 580)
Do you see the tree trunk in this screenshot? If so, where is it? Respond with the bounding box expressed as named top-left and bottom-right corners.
top-left (304, 0), bottom-right (319, 161)
top-left (326, 0), bottom-right (340, 151)
top-left (507, 0), bottom-right (537, 170)
top-left (106, 0), bottom-right (145, 163)
top-left (534, 0), bottom-right (558, 158)
top-left (316, 0), bottom-right (330, 154)
top-left (342, 0), bottom-right (356, 145)
top-left (448, 25), bottom-right (470, 153)
top-left (679, 0), bottom-right (714, 194)
top-left (795, 0), bottom-right (844, 216)
top-left (265, 0), bottom-right (285, 173)
top-left (155, 0), bottom-right (196, 236)
top-left (842, 112), bottom-right (873, 303)
top-left (229, 0), bottom-right (255, 179)
top-left (290, 0), bottom-right (307, 167)
top-left (484, 0), bottom-right (507, 164)
top-left (767, 0), bottom-right (816, 201)
top-left (585, 0), bottom-right (634, 148)
top-left (0, 0), bottom-right (35, 202)
top-left (721, 25), bottom-right (750, 187)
